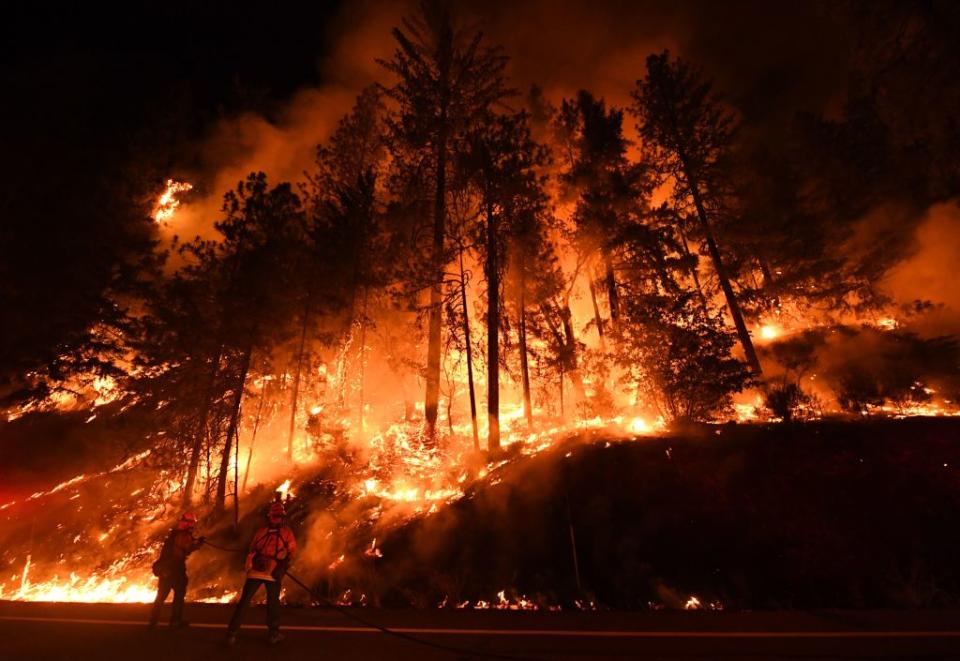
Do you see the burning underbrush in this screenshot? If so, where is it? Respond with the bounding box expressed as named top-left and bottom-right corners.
top-left (3, 414), bottom-right (960, 611)
top-left (0, 413), bottom-right (657, 607)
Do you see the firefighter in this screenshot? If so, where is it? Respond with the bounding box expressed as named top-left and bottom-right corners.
top-left (148, 512), bottom-right (204, 628)
top-left (226, 500), bottom-right (297, 645)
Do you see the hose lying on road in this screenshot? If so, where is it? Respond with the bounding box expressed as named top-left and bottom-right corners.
top-left (202, 539), bottom-right (546, 661)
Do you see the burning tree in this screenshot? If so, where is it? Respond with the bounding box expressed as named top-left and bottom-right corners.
top-left (379, 0), bottom-right (509, 440)
top-left (6, 0), bottom-right (960, 613)
top-left (632, 52), bottom-right (762, 375)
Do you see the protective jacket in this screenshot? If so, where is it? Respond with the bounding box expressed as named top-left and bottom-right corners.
top-left (153, 529), bottom-right (202, 578)
top-left (245, 526), bottom-right (296, 581)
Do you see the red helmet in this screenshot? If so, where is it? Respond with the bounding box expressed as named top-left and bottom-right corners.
top-left (178, 512), bottom-right (197, 530)
top-left (268, 501), bottom-right (286, 520)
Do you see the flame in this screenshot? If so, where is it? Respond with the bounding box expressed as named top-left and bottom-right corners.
top-left (627, 417), bottom-right (651, 434)
top-left (276, 479), bottom-right (294, 500)
top-left (759, 324), bottom-right (780, 340)
top-left (2, 553), bottom-right (158, 604)
top-left (153, 179), bottom-right (192, 223)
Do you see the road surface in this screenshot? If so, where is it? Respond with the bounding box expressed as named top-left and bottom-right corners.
top-left (1, 601), bottom-right (959, 660)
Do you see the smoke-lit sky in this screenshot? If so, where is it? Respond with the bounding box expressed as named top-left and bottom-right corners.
top-left (3, 1), bottom-right (958, 335)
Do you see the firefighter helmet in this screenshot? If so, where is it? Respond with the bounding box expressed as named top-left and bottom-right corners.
top-left (268, 501), bottom-right (286, 520)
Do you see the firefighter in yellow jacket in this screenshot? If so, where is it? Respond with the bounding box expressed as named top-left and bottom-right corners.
top-left (226, 500), bottom-right (297, 645)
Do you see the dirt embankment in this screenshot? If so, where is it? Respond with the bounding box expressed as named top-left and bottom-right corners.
top-left (370, 418), bottom-right (960, 610)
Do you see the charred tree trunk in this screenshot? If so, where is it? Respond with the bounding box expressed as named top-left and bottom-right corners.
top-left (559, 303), bottom-right (588, 401)
top-left (559, 363), bottom-right (564, 417)
top-left (677, 224), bottom-right (710, 315)
top-left (183, 345), bottom-right (223, 507)
top-left (459, 247), bottom-right (480, 450)
top-left (336, 320), bottom-right (354, 409)
top-left (233, 425), bottom-right (240, 531)
top-left (542, 300), bottom-right (587, 403)
top-left (485, 199), bottom-right (500, 452)
top-left (602, 250), bottom-right (620, 336)
top-left (424, 85), bottom-right (450, 441)
top-left (517, 267), bottom-right (533, 429)
top-left (288, 304), bottom-right (310, 460)
top-left (586, 275), bottom-right (607, 351)
top-left (688, 189), bottom-right (761, 374)
top-left (758, 254), bottom-right (781, 312)
top-left (216, 344), bottom-right (253, 512)
top-left (356, 288), bottom-right (368, 436)
top-left (678, 149), bottom-right (761, 375)
top-left (242, 379), bottom-right (268, 492)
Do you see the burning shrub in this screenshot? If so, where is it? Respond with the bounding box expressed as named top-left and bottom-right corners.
top-left (619, 293), bottom-right (753, 422)
top-left (763, 382), bottom-right (811, 422)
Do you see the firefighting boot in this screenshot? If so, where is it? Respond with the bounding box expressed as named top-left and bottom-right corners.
top-left (268, 630), bottom-right (285, 645)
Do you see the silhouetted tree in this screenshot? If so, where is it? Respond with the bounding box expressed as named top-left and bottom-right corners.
top-left (380, 0), bottom-right (509, 440)
top-left (632, 51), bottom-right (762, 375)
top-left (556, 91), bottom-right (649, 342)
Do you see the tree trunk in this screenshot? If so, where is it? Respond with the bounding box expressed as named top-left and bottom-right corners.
top-left (242, 379), bottom-right (267, 492)
top-left (586, 274), bottom-right (607, 351)
top-left (424, 93), bottom-right (450, 440)
top-left (485, 198), bottom-right (500, 451)
top-left (559, 363), bottom-right (564, 417)
top-left (356, 288), bottom-right (368, 436)
top-left (677, 224), bottom-right (710, 315)
top-left (335, 321), bottom-right (354, 409)
top-left (288, 305), bottom-right (310, 461)
top-left (687, 180), bottom-right (762, 375)
top-left (216, 344), bottom-right (253, 512)
top-left (518, 267), bottom-right (533, 429)
top-left (233, 425), bottom-right (240, 531)
top-left (559, 303), bottom-right (588, 401)
top-left (182, 345), bottom-right (222, 507)
top-left (459, 246), bottom-right (480, 450)
top-left (758, 254), bottom-right (781, 311)
top-left (542, 300), bottom-right (587, 403)
top-left (602, 250), bottom-right (620, 336)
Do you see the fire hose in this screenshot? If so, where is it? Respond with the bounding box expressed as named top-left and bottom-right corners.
top-left (201, 539), bottom-right (546, 661)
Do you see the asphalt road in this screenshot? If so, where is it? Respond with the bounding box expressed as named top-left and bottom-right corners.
top-left (2, 601), bottom-right (959, 660)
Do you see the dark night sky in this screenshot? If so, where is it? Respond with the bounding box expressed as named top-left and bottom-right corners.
top-left (0, 2), bottom-right (341, 385)
top-left (2, 2), bottom-right (342, 155)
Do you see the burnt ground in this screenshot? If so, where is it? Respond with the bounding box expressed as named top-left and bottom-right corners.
top-left (367, 417), bottom-right (960, 611)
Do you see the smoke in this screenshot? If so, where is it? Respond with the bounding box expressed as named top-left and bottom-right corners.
top-left (153, 0), bottom-right (957, 417)
top-left (167, 0), bottom-right (859, 241)
top-left (164, 0), bottom-right (407, 242)
top-left (881, 200), bottom-right (960, 333)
